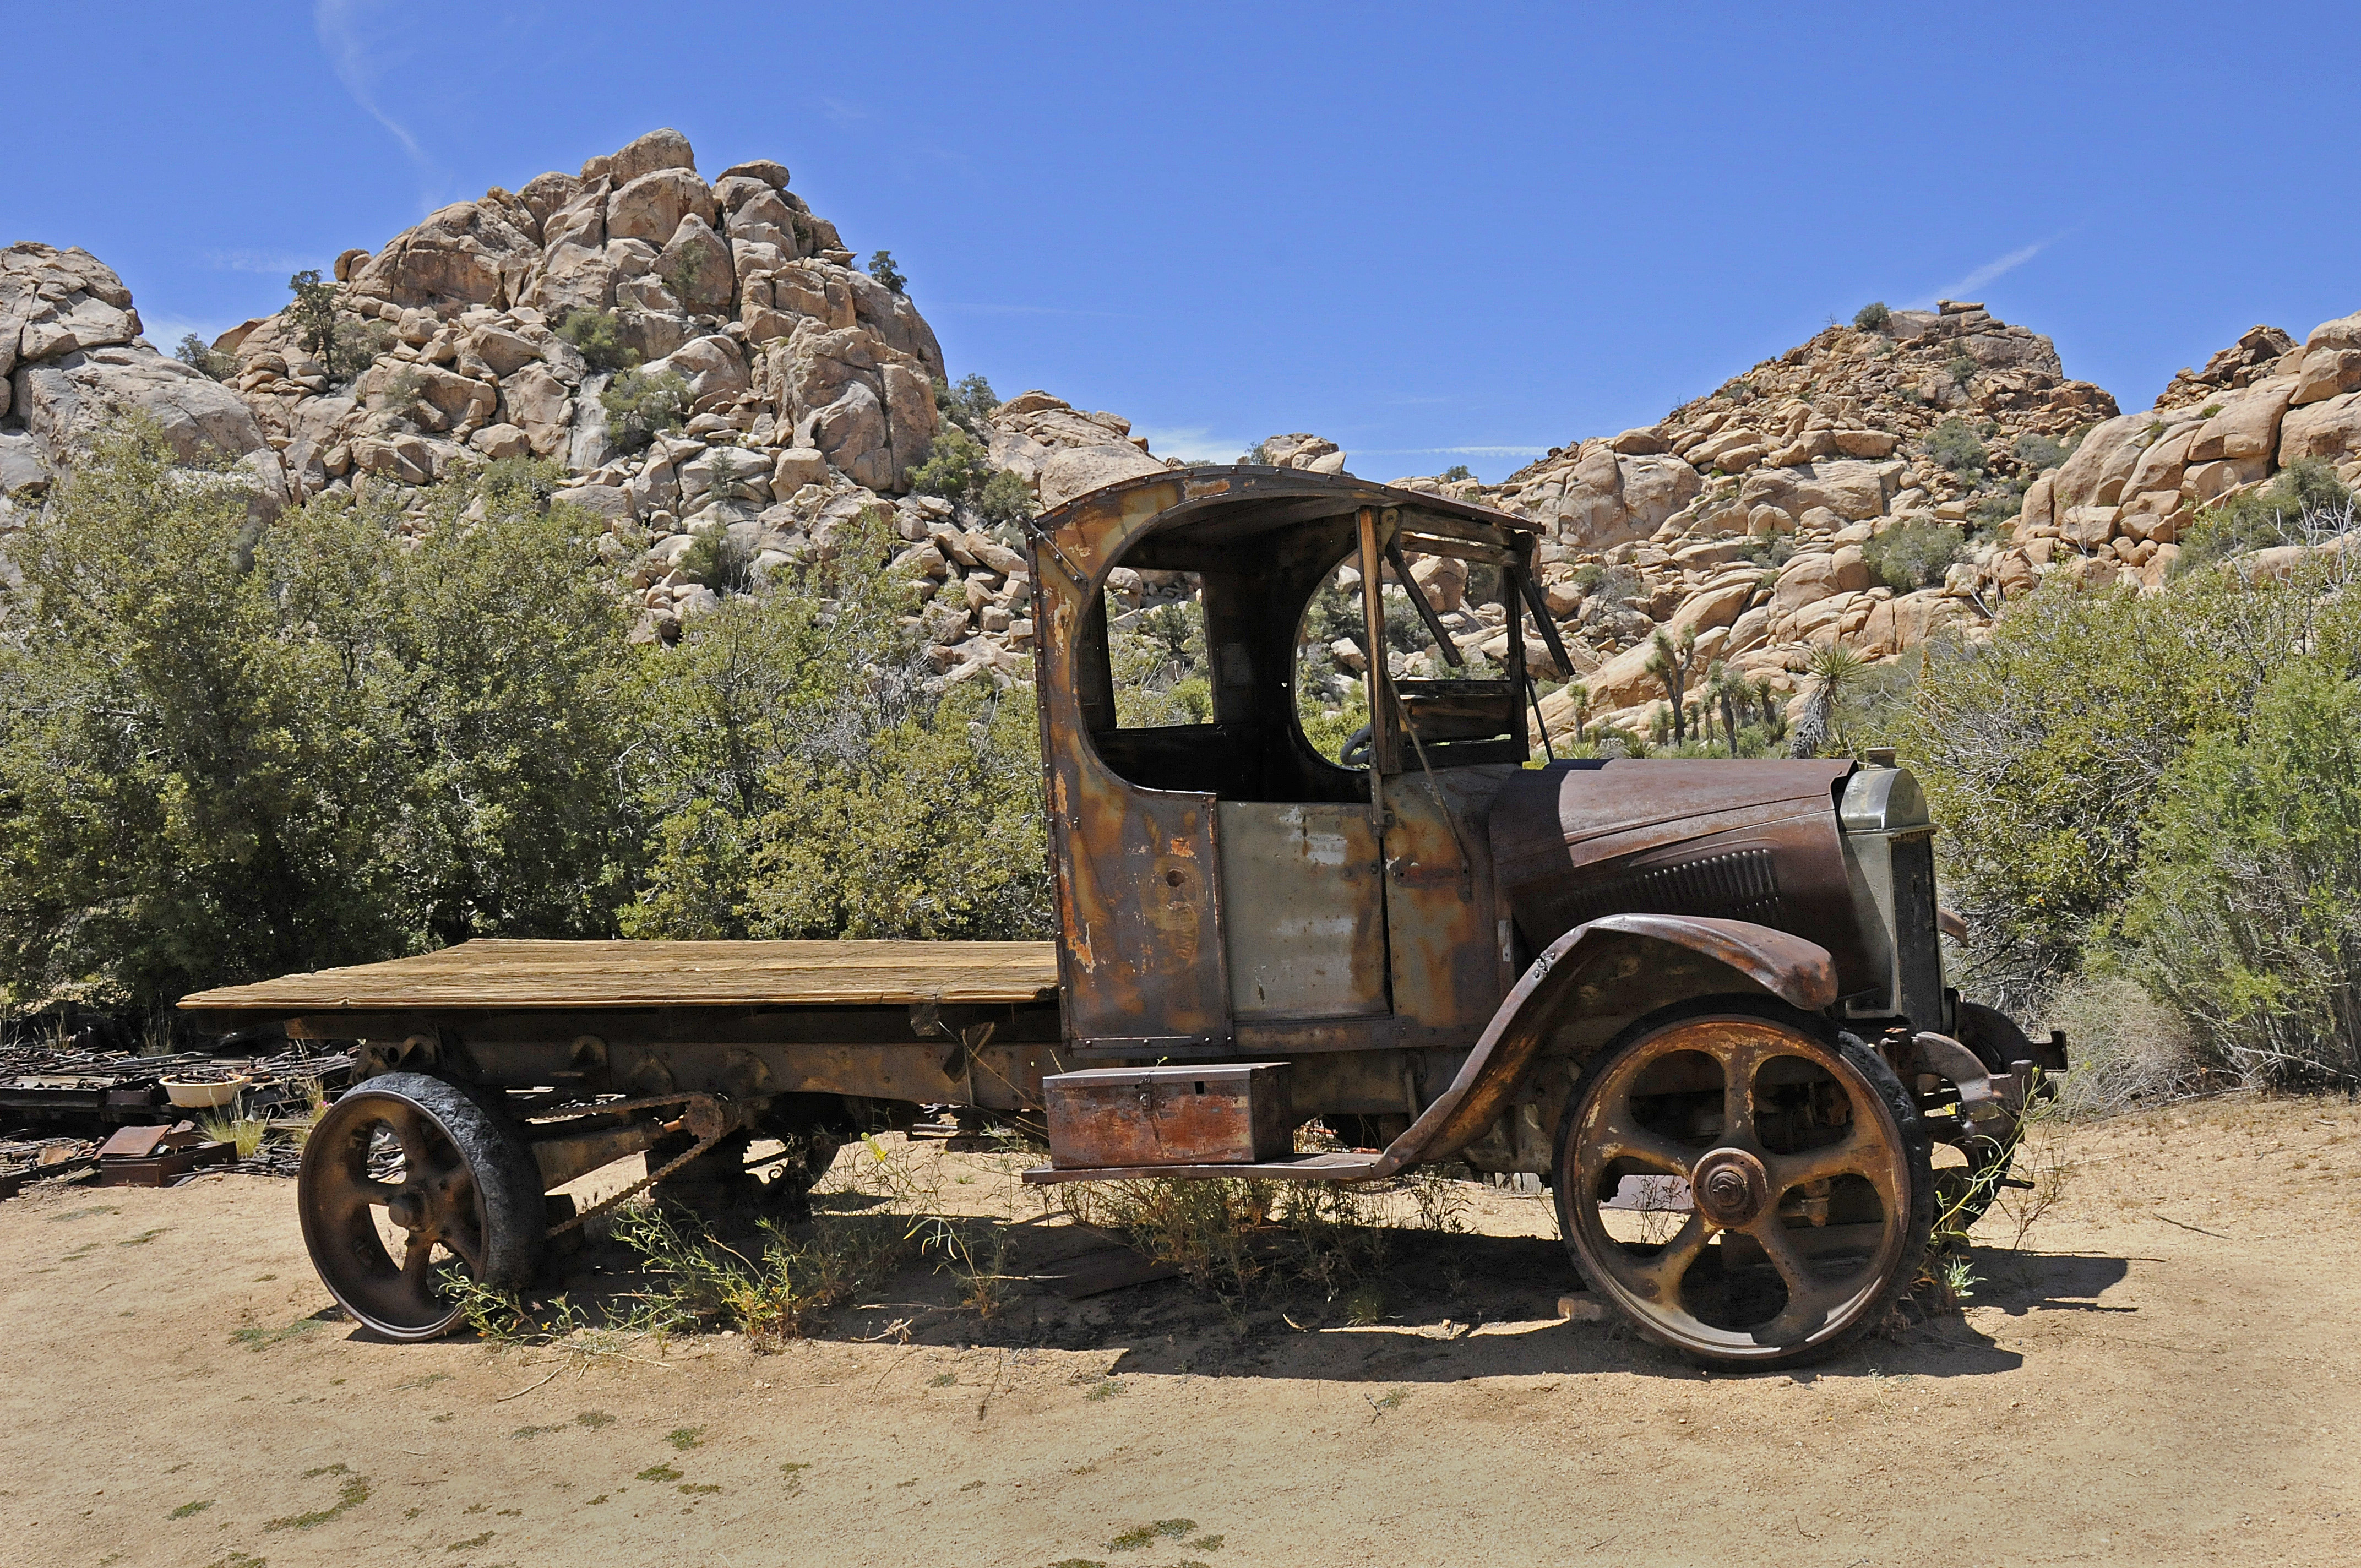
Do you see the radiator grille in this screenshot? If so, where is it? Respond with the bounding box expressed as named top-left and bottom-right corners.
top-left (1555, 847), bottom-right (1783, 929)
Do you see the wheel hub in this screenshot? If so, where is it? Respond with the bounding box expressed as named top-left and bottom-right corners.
top-left (386, 1188), bottom-right (426, 1231)
top-left (1690, 1147), bottom-right (1772, 1228)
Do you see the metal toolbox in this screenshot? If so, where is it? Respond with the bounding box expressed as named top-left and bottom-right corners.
top-left (1044, 1062), bottom-right (1293, 1169)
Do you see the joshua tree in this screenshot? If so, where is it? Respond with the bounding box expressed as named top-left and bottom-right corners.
top-left (1754, 676), bottom-right (1787, 744)
top-left (1644, 627), bottom-right (1700, 745)
top-left (1789, 643), bottom-right (1863, 758)
top-left (1705, 660), bottom-right (1750, 757)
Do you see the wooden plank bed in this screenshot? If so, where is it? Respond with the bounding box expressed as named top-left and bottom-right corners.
top-left (178, 939), bottom-right (1062, 1015)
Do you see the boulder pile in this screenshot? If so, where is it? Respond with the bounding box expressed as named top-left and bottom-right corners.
top-left (15, 127), bottom-right (2361, 724)
top-left (1397, 300), bottom-right (2361, 739)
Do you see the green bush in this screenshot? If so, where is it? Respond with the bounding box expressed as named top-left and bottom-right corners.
top-left (556, 309), bottom-right (640, 374)
top-left (2176, 458), bottom-right (2355, 568)
top-left (623, 509), bottom-right (1052, 944)
top-left (1947, 353), bottom-right (1978, 389)
top-left (1923, 418), bottom-right (1987, 477)
top-left (867, 249), bottom-right (906, 295)
top-left (934, 373), bottom-right (999, 437)
top-left (1895, 558), bottom-right (2361, 1011)
top-left (678, 525), bottom-right (757, 595)
top-left (2117, 662), bottom-right (2361, 1085)
top-left (1861, 518), bottom-right (1965, 590)
top-left (0, 426), bottom-right (641, 1013)
top-left (907, 425), bottom-right (1037, 527)
top-left (2011, 432), bottom-right (2068, 472)
top-left (1440, 464), bottom-right (1473, 482)
top-left (1853, 301), bottom-right (1891, 331)
top-left (600, 369), bottom-right (689, 452)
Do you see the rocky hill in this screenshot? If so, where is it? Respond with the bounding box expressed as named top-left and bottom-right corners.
top-left (10, 127), bottom-right (2361, 739)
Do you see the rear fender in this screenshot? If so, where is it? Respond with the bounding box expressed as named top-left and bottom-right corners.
top-left (1369, 914), bottom-right (1838, 1173)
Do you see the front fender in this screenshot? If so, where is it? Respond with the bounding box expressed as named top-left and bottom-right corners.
top-left (1369, 914), bottom-right (1838, 1174)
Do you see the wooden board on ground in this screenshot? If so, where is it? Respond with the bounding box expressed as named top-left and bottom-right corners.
top-left (177, 939), bottom-right (1061, 1015)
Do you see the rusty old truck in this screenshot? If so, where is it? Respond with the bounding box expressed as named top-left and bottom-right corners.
top-left (182, 467), bottom-right (2064, 1367)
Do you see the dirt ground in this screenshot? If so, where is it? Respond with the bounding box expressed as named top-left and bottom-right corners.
top-left (2, 1094), bottom-right (2357, 1568)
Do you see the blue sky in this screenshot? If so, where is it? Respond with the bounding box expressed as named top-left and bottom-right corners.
top-left (8, 2), bottom-right (2360, 480)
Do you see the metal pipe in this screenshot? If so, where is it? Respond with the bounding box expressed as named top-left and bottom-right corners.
top-left (530, 1119), bottom-right (668, 1191)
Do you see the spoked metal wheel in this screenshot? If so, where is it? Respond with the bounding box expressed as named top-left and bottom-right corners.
top-left (1555, 1005), bottom-right (1932, 1367)
top-left (297, 1072), bottom-right (546, 1341)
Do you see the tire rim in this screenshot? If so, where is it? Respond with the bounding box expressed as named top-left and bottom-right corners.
top-left (298, 1086), bottom-right (491, 1340)
top-left (1558, 1015), bottom-right (1914, 1363)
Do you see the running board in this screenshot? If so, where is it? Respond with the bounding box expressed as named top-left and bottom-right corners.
top-left (1021, 1152), bottom-right (1383, 1186)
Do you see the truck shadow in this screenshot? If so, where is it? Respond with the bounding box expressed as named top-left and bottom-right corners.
top-left (777, 1224), bottom-right (2137, 1383)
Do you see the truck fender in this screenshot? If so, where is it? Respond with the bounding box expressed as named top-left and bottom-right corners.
top-left (1366, 914), bottom-right (1839, 1177)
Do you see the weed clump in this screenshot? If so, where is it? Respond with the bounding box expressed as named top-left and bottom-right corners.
top-left (1853, 301), bottom-right (1891, 331)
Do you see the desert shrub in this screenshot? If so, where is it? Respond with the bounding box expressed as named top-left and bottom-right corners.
top-left (2176, 458), bottom-right (2355, 568)
top-left (555, 309), bottom-right (640, 374)
top-left (374, 366), bottom-right (429, 423)
top-left (1947, 353), bottom-right (1978, 389)
top-left (677, 525), bottom-right (757, 595)
top-left (2044, 976), bottom-right (2206, 1117)
top-left (600, 369), bottom-right (688, 453)
top-left (867, 249), bottom-right (906, 295)
top-left (0, 426), bottom-right (641, 1012)
top-left (1440, 464), bottom-right (1474, 482)
top-left (1853, 301), bottom-right (1891, 331)
top-left (2012, 432), bottom-right (2069, 472)
top-left (173, 333), bottom-right (234, 380)
top-left (625, 510), bottom-right (1053, 943)
top-left (906, 424), bottom-right (994, 501)
top-left (907, 425), bottom-right (1038, 528)
top-left (2117, 662), bottom-right (2361, 1086)
top-left (1863, 517), bottom-right (1966, 590)
top-left (934, 373), bottom-right (999, 437)
top-left (1923, 418), bottom-right (1988, 478)
top-left (1896, 559), bottom-right (2361, 1011)
top-left (661, 240), bottom-right (709, 311)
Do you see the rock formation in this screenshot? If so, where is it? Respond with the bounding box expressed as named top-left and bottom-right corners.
top-left (14, 127), bottom-right (2361, 723)
top-left (1399, 298), bottom-right (2361, 742)
top-left (1, 242), bottom-right (287, 527)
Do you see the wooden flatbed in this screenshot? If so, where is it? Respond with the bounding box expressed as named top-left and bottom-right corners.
top-left (178, 938), bottom-right (1062, 1016)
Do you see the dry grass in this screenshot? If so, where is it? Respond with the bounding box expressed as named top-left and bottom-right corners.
top-left (196, 1114), bottom-right (269, 1159)
top-left (2046, 974), bottom-right (2210, 1117)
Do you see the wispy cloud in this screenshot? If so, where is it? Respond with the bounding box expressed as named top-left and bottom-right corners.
top-left (202, 248), bottom-right (315, 276)
top-left (138, 314), bottom-right (235, 352)
top-left (1928, 233), bottom-right (2064, 304)
top-left (1134, 424), bottom-right (1252, 462)
top-left (314, 1), bottom-right (434, 201)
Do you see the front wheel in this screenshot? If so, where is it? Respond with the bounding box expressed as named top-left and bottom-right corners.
top-left (1553, 1003), bottom-right (1933, 1368)
top-left (297, 1072), bottom-right (546, 1341)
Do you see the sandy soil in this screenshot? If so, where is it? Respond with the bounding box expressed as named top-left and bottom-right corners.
top-left (2, 1093), bottom-right (2357, 1568)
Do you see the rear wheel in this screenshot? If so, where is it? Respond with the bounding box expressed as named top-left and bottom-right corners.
top-left (297, 1072), bottom-right (545, 1341)
top-left (1554, 1002), bottom-right (1932, 1368)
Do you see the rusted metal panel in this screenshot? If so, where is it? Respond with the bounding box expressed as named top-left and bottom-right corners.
top-left (1489, 760), bottom-right (1878, 999)
top-left (1216, 802), bottom-right (1386, 1020)
top-left (1381, 764), bottom-right (1522, 1030)
top-left (1045, 1063), bottom-right (1293, 1167)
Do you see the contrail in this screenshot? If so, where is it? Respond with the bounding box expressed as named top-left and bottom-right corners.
top-left (1940, 235), bottom-right (2061, 300)
top-left (314, 0), bottom-right (433, 199)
